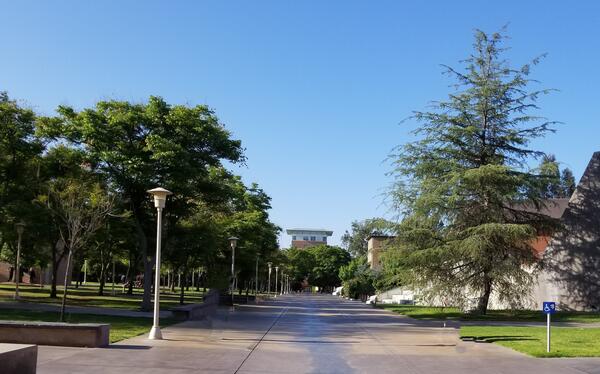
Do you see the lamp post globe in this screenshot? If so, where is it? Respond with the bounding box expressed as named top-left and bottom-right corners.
top-left (147, 187), bottom-right (172, 340)
top-left (228, 236), bottom-right (239, 306)
top-left (14, 221), bottom-right (25, 300)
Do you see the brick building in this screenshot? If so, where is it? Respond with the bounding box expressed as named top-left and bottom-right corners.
top-left (287, 228), bottom-right (333, 249)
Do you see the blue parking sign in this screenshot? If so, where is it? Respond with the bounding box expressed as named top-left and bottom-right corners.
top-left (543, 301), bottom-right (556, 314)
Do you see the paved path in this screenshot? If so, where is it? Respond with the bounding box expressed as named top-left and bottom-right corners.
top-left (0, 301), bottom-right (173, 318)
top-left (37, 294), bottom-right (600, 373)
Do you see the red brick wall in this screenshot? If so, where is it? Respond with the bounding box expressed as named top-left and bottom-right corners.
top-left (291, 240), bottom-right (326, 249)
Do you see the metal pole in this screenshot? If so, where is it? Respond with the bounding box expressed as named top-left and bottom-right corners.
top-left (149, 206), bottom-right (163, 340)
top-left (83, 259), bottom-right (87, 285)
top-left (268, 266), bottom-right (272, 297)
top-left (14, 231), bottom-right (22, 300)
top-left (547, 313), bottom-right (551, 353)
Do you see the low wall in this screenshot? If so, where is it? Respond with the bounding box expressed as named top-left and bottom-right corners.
top-left (0, 321), bottom-right (109, 347)
top-left (0, 343), bottom-right (37, 374)
top-left (171, 289), bottom-right (219, 321)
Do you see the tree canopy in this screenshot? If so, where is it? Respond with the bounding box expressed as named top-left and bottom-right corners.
top-left (0, 93), bottom-right (280, 307)
top-left (387, 29), bottom-right (560, 314)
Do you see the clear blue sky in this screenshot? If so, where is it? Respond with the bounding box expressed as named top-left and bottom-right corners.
top-left (2, 1), bottom-right (599, 246)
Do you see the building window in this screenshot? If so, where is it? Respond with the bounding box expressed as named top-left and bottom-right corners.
top-left (303, 236), bottom-right (309, 241)
top-left (292, 236), bottom-right (296, 240)
top-left (310, 236), bottom-right (316, 241)
top-left (322, 236), bottom-right (327, 242)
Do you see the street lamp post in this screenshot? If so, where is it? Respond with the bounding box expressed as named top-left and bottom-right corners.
top-left (147, 187), bottom-right (172, 340)
top-left (228, 236), bottom-right (239, 307)
top-left (267, 262), bottom-right (272, 297)
top-left (280, 272), bottom-right (283, 295)
top-left (14, 221), bottom-right (25, 300)
top-left (275, 266), bottom-right (279, 298)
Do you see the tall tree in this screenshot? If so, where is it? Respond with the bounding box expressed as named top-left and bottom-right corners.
top-left (538, 154), bottom-right (562, 198)
top-left (306, 245), bottom-right (351, 292)
top-left (38, 97), bottom-right (244, 310)
top-left (341, 218), bottom-right (395, 257)
top-left (389, 29), bottom-right (559, 314)
top-left (0, 92), bottom-right (44, 269)
top-left (42, 179), bottom-right (115, 320)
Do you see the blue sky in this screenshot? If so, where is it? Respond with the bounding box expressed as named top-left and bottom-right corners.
top-left (2, 1), bottom-right (599, 246)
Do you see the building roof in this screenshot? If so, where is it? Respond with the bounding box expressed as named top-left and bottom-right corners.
top-left (366, 233), bottom-right (396, 241)
top-left (510, 198), bottom-right (570, 219)
top-left (286, 228), bottom-right (333, 236)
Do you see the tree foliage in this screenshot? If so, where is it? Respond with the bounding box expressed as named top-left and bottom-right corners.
top-left (538, 154), bottom-right (576, 198)
top-left (0, 93), bottom-right (280, 308)
top-left (341, 218), bottom-right (395, 257)
top-left (339, 256), bottom-right (375, 299)
top-left (387, 29), bottom-right (560, 314)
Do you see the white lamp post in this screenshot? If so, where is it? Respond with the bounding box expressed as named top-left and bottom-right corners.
top-left (275, 266), bottom-right (279, 298)
top-left (147, 187), bottom-right (172, 340)
top-left (228, 236), bottom-right (239, 306)
top-left (14, 221), bottom-right (25, 300)
top-left (267, 262), bottom-right (272, 297)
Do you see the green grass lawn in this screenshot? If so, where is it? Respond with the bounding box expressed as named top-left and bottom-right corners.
top-left (460, 325), bottom-right (600, 357)
top-left (0, 282), bottom-right (205, 311)
top-left (0, 308), bottom-right (177, 343)
top-left (378, 304), bottom-right (600, 323)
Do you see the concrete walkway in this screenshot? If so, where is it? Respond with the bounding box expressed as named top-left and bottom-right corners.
top-left (36, 294), bottom-right (600, 373)
top-left (0, 301), bottom-right (173, 318)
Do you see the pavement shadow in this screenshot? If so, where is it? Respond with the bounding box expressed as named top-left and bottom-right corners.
top-left (461, 335), bottom-right (538, 343)
top-left (107, 344), bottom-right (152, 350)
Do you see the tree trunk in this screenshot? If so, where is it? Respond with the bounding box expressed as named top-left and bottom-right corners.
top-left (135, 220), bottom-right (152, 311)
top-left (99, 265), bottom-right (105, 296)
top-left (126, 254), bottom-right (134, 295)
top-left (179, 270), bottom-right (186, 305)
top-left (50, 263), bottom-right (58, 298)
top-left (477, 276), bottom-right (493, 315)
top-left (49, 239), bottom-right (64, 298)
top-left (60, 248), bottom-right (73, 322)
top-left (141, 257), bottom-right (153, 311)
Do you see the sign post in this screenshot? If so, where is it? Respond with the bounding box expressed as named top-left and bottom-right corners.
top-left (542, 301), bottom-right (556, 353)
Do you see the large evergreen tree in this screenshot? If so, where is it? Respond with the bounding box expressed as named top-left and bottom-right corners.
top-left (389, 29), bottom-right (559, 314)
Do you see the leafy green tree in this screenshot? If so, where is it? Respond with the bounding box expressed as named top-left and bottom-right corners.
top-left (306, 245), bottom-right (351, 292)
top-left (42, 179), bottom-right (115, 320)
top-left (388, 29), bottom-right (559, 314)
top-left (537, 154), bottom-right (577, 199)
top-left (0, 92), bottom-right (44, 273)
top-left (282, 247), bottom-right (316, 290)
top-left (35, 145), bottom-right (90, 297)
top-left (38, 97), bottom-right (244, 310)
top-left (341, 218), bottom-right (395, 257)
top-left (538, 154), bottom-right (562, 198)
top-left (339, 256), bottom-right (375, 300)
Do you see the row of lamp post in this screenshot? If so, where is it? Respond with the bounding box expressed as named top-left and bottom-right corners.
top-left (146, 186), bottom-right (291, 340)
top-left (9, 186), bottom-right (291, 342)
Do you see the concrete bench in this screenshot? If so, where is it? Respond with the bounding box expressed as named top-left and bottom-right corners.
top-left (0, 343), bottom-right (38, 374)
top-left (171, 289), bottom-right (219, 321)
top-left (0, 321), bottom-right (109, 347)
